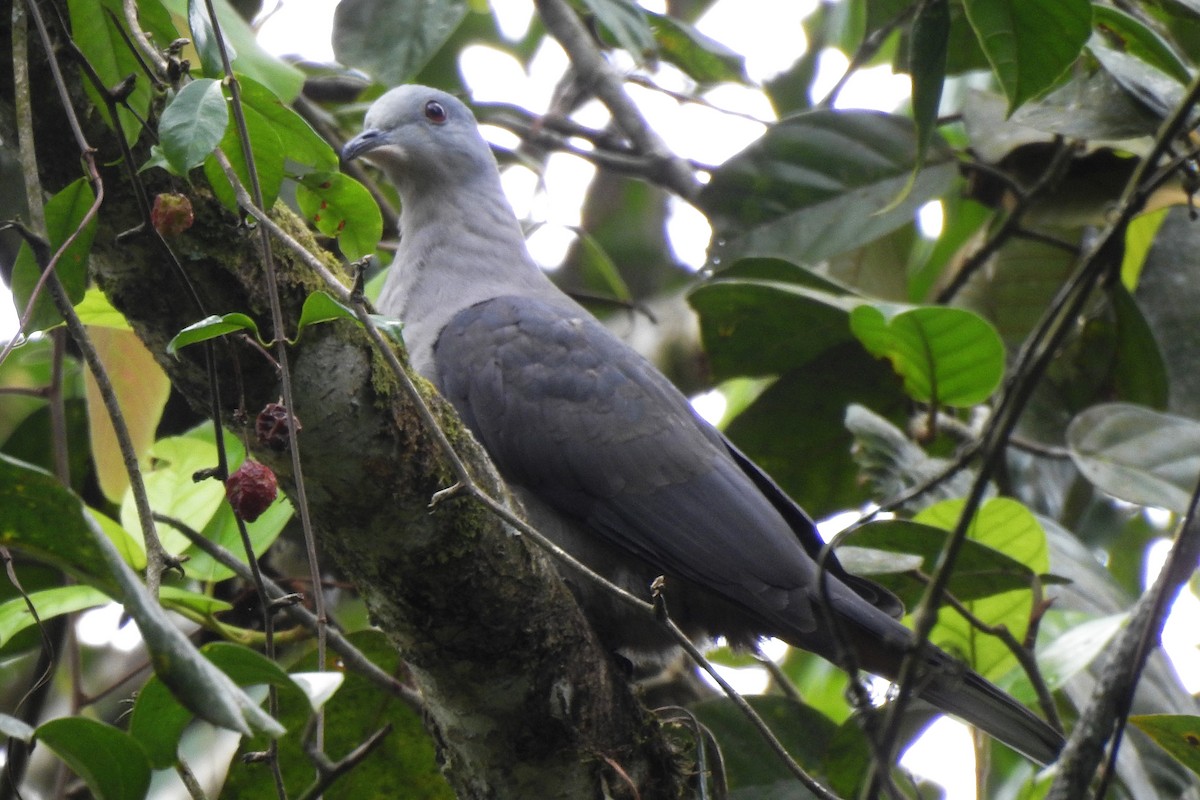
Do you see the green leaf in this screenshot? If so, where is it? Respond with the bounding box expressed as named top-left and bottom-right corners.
top-left (296, 291), bottom-right (358, 336)
top-left (158, 78), bottom-right (229, 175)
top-left (188, 0), bottom-right (236, 77)
top-left (86, 327), bottom-right (172, 503)
top-left (85, 508), bottom-right (286, 741)
top-left (203, 94), bottom-right (285, 211)
top-left (570, 228), bottom-right (632, 304)
top-left (10, 177), bottom-right (97, 333)
top-left (1121, 208), bottom-right (1169, 290)
top-left (1002, 612), bottom-right (1126, 704)
top-left (961, 0), bottom-right (1092, 111)
top-left (0, 455), bottom-right (128, 585)
top-left (645, 12), bottom-right (746, 84)
top-left (724, 343), bottom-right (906, 516)
top-left (909, 0), bottom-right (950, 169)
top-left (160, 585), bottom-right (234, 616)
top-left (181, 495), bottom-right (292, 582)
top-left (580, 0), bottom-right (655, 61)
top-left (1109, 282), bottom-right (1168, 409)
top-left (689, 270), bottom-right (859, 380)
top-left (1093, 6), bottom-right (1193, 86)
top-left (235, 75), bottom-right (338, 172)
top-left (74, 287), bottom-right (130, 330)
top-left (120, 427), bottom-right (245, 555)
top-left (37, 718), bottom-right (151, 800)
top-left (68, 0), bottom-right (179, 147)
top-left (295, 172), bottom-right (384, 261)
top-left (1129, 714), bottom-right (1200, 778)
top-left (332, 0), bottom-right (468, 85)
top-left (167, 312), bottom-right (262, 355)
top-left (700, 110), bottom-right (957, 266)
top-left (849, 304), bottom-right (1005, 406)
top-left (1067, 403), bottom-right (1200, 513)
top-left (846, 403), bottom-right (978, 508)
top-left (130, 642), bottom-right (297, 768)
top-left (0, 586), bottom-right (110, 649)
top-left (915, 497), bottom-right (1049, 679)
top-left (840, 519), bottom-right (1046, 610)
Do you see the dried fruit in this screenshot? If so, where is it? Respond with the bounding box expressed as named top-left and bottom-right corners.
top-left (225, 460), bottom-right (277, 522)
top-left (151, 193), bottom-right (194, 236)
top-left (256, 402), bottom-right (301, 451)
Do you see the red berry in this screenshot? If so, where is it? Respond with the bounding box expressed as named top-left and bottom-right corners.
top-left (151, 193), bottom-right (194, 236)
top-left (225, 460), bottom-right (278, 522)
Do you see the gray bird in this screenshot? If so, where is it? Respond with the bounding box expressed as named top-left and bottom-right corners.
top-left (342, 85), bottom-right (1064, 765)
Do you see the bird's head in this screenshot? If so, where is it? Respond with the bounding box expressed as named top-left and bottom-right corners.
top-left (341, 85), bottom-right (495, 191)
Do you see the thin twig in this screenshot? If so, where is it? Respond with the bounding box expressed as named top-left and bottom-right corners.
top-left (533, 0), bottom-right (701, 202)
top-left (937, 139), bottom-right (1080, 304)
top-left (934, 583), bottom-right (1062, 732)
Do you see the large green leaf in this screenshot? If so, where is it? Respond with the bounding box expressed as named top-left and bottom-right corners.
top-left (689, 695), bottom-right (834, 791)
top-left (129, 642), bottom-right (300, 768)
top-left (188, 0), bottom-right (236, 77)
top-left (1092, 5), bottom-right (1192, 86)
top-left (1129, 715), bottom-right (1200, 778)
top-left (119, 427), bottom-right (245, 553)
top-left (700, 110), bottom-right (957, 266)
top-left (961, 0), bottom-right (1091, 111)
top-left (845, 403), bottom-right (978, 508)
top-left (915, 497), bottom-right (1049, 680)
top-left (1067, 403), bottom-right (1200, 513)
top-left (0, 455), bottom-right (131, 584)
top-left (85, 507), bottom-right (286, 740)
top-left (36, 718), bottom-right (151, 800)
top-left (68, 0), bottom-right (179, 146)
top-left (157, 78), bottom-right (229, 176)
top-left (840, 519), bottom-right (1046, 611)
top-left (849, 304), bottom-right (1005, 407)
top-left (181, 494), bottom-right (292, 582)
top-left (0, 586), bottom-right (110, 649)
top-left (85, 327), bottom-right (171, 503)
top-left (689, 271), bottom-right (859, 380)
top-left (295, 172), bottom-right (384, 261)
top-left (332, 0), bottom-right (468, 85)
top-left (235, 75), bottom-right (338, 173)
top-left (1001, 611), bottom-right (1126, 704)
top-left (10, 177), bottom-right (97, 333)
top-left (203, 96), bottom-right (284, 211)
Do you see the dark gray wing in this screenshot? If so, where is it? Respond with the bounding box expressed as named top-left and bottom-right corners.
top-left (434, 294), bottom-right (833, 633)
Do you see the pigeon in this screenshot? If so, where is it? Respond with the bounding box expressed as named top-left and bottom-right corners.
top-left (342, 85), bottom-right (1064, 764)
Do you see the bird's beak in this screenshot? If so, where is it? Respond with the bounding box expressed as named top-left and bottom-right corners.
top-left (342, 129), bottom-right (384, 162)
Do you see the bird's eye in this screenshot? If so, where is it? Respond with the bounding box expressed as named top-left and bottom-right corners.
top-left (424, 101), bottom-right (448, 124)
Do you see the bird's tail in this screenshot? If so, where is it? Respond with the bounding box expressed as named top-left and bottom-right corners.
top-left (914, 662), bottom-right (1064, 765)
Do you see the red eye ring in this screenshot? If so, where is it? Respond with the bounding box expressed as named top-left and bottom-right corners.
top-left (424, 100), bottom-right (448, 124)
